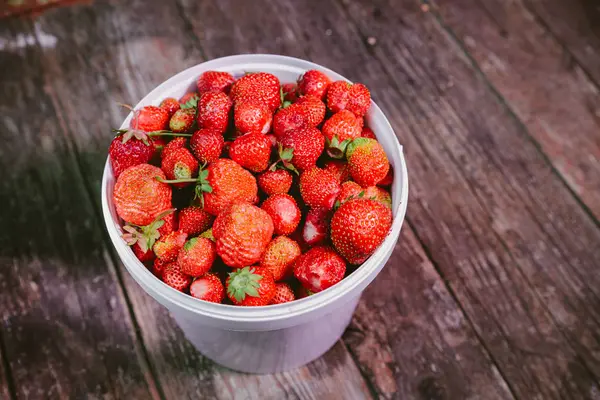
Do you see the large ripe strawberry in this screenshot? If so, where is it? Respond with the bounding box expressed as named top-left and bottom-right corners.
top-left (178, 206), bottom-right (214, 236)
top-left (335, 181), bottom-right (363, 206)
top-left (213, 203), bottom-right (274, 268)
top-left (230, 72), bottom-right (281, 111)
top-left (293, 246), bottom-right (346, 293)
top-left (297, 70), bottom-right (331, 100)
top-left (113, 164), bottom-right (172, 226)
top-left (197, 91), bottom-right (232, 134)
top-left (159, 97), bottom-right (180, 117)
top-left (234, 101), bottom-right (272, 134)
top-left (330, 198), bottom-right (392, 264)
top-left (190, 273), bottom-right (225, 303)
top-left (161, 137), bottom-right (187, 160)
top-left (272, 103), bottom-right (309, 138)
top-left (161, 147), bottom-right (199, 188)
top-left (346, 138), bottom-right (390, 186)
top-left (270, 282), bottom-right (295, 304)
top-left (363, 186), bottom-right (392, 209)
top-left (122, 208), bottom-right (176, 258)
top-left (169, 108), bottom-right (196, 133)
top-left (177, 237), bottom-right (216, 277)
top-left (295, 95), bottom-right (326, 126)
top-left (197, 71), bottom-right (235, 94)
top-left (202, 159), bottom-right (258, 216)
top-left (130, 105), bottom-right (170, 132)
top-left (278, 127), bottom-right (324, 171)
top-left (261, 194), bottom-right (301, 235)
top-left (109, 136), bottom-right (155, 179)
top-left (153, 230), bottom-right (188, 262)
top-left (190, 128), bottom-right (225, 165)
top-left (323, 159), bottom-right (350, 183)
top-left (260, 236), bottom-right (301, 281)
top-left (162, 263), bottom-right (192, 292)
top-left (229, 132), bottom-right (271, 172)
top-left (326, 81), bottom-right (371, 117)
top-left (322, 110), bottom-right (362, 158)
top-left (302, 208), bottom-right (332, 246)
top-left (226, 266), bottom-right (276, 306)
top-left (299, 167), bottom-right (341, 210)
top-left (258, 169), bottom-right (293, 195)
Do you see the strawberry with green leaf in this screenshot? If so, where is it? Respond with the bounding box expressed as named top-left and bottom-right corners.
top-left (322, 110), bottom-right (362, 159)
top-left (277, 127), bottom-right (324, 171)
top-left (122, 209), bottom-right (176, 260)
top-left (226, 266), bottom-right (276, 306)
top-left (346, 138), bottom-right (390, 186)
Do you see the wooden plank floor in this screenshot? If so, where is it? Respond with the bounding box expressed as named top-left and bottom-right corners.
top-left (0, 0), bottom-right (599, 399)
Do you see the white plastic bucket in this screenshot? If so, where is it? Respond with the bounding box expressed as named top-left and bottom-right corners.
top-left (101, 54), bottom-right (409, 374)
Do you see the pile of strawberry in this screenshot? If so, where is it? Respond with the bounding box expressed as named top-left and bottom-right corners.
top-left (110, 69), bottom-right (393, 306)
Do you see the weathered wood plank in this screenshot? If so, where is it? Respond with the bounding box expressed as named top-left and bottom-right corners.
top-left (432, 0), bottom-right (600, 226)
top-left (0, 17), bottom-right (159, 400)
top-left (525, 0), bottom-right (600, 85)
top-left (176, 0), bottom-right (518, 398)
top-left (30, 1), bottom-right (375, 398)
top-left (0, 341), bottom-right (13, 400)
top-left (258, 0), bottom-right (600, 397)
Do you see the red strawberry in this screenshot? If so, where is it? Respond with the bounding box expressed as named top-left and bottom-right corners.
top-left (133, 243), bottom-right (155, 263)
top-left (190, 128), bottom-right (225, 165)
top-left (178, 206), bottom-right (214, 236)
top-left (378, 167), bottom-right (393, 187)
top-left (229, 132), bottom-right (271, 172)
top-left (322, 110), bottom-right (362, 158)
top-left (330, 199), bottom-right (392, 264)
top-left (203, 159), bottom-right (258, 216)
top-left (302, 208), bottom-right (332, 246)
top-left (197, 91), bottom-right (232, 134)
top-left (361, 126), bottom-right (376, 139)
top-left (299, 167), bottom-right (341, 210)
top-left (281, 83), bottom-right (298, 103)
top-left (153, 258), bottom-right (168, 279)
top-left (272, 103), bottom-right (309, 138)
top-left (160, 97), bottom-right (181, 117)
top-left (363, 186), bottom-right (392, 209)
top-left (153, 230), bottom-right (188, 262)
top-left (336, 181), bottom-right (363, 206)
top-left (179, 92), bottom-right (199, 107)
top-left (161, 137), bottom-right (187, 160)
top-left (278, 127), bottom-right (324, 171)
top-left (109, 136), bottom-right (154, 178)
top-left (161, 147), bottom-right (199, 188)
top-left (297, 70), bottom-right (331, 100)
top-left (213, 203), bottom-right (274, 268)
top-left (169, 108), bottom-right (196, 133)
top-left (326, 81), bottom-right (371, 117)
top-left (346, 138), bottom-right (390, 186)
top-left (177, 237), bottom-right (216, 277)
top-left (270, 283), bottom-right (296, 304)
top-left (226, 266), bottom-right (276, 306)
top-left (261, 194), bottom-right (301, 235)
top-left (162, 263), bottom-right (192, 292)
top-left (122, 208), bottom-right (176, 258)
top-left (197, 71), bottom-right (235, 94)
top-left (113, 164), bottom-right (172, 226)
top-left (260, 236), bottom-right (301, 281)
top-left (294, 246), bottom-right (346, 293)
top-left (230, 72), bottom-right (281, 111)
top-left (258, 169), bottom-right (293, 195)
top-left (234, 101), bottom-right (272, 134)
top-left (130, 105), bottom-right (170, 132)
top-left (295, 95), bottom-right (326, 126)
top-left (190, 273), bottom-right (225, 303)
top-left (323, 160), bottom-right (351, 183)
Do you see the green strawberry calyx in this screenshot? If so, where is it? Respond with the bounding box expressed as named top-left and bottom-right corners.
top-left (269, 144), bottom-right (299, 175)
top-left (121, 208), bottom-right (175, 252)
top-left (180, 94), bottom-right (200, 110)
top-left (279, 87), bottom-right (293, 109)
top-left (199, 228), bottom-right (215, 242)
top-left (325, 135), bottom-right (351, 159)
top-left (113, 128), bottom-right (192, 146)
top-left (156, 164), bottom-right (212, 207)
top-left (345, 137), bottom-right (373, 159)
top-left (227, 267), bottom-right (263, 302)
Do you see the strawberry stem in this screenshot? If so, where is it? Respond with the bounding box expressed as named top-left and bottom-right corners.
top-left (156, 177), bottom-right (198, 184)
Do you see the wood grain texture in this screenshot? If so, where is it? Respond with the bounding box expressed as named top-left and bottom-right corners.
top-left (432, 0), bottom-right (600, 224)
top-left (0, 16), bottom-right (158, 400)
top-left (0, 342), bottom-right (13, 400)
top-left (261, 0), bottom-right (600, 398)
top-left (27, 1), bottom-right (375, 398)
top-left (525, 0), bottom-right (600, 85)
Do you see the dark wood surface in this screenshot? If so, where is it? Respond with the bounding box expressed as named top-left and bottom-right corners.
top-left (0, 0), bottom-right (599, 399)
